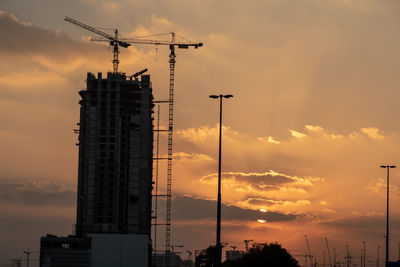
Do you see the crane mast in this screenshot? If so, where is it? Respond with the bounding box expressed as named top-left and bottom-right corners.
top-left (166, 34), bottom-right (176, 262)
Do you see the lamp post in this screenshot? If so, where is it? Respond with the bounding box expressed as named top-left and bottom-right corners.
top-left (380, 165), bottom-right (396, 267)
top-left (209, 94), bottom-right (233, 267)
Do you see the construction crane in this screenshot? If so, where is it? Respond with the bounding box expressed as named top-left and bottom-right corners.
top-left (325, 237), bottom-right (333, 267)
top-left (104, 32), bottom-right (203, 262)
top-left (305, 235), bottom-right (314, 267)
top-left (64, 16), bottom-right (130, 73)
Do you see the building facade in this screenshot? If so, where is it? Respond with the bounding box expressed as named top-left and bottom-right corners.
top-left (40, 71), bottom-right (154, 267)
top-left (40, 235), bottom-right (91, 267)
top-left (75, 72), bottom-right (153, 236)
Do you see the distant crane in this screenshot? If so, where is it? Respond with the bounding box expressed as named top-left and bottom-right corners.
top-left (325, 237), bottom-right (333, 267)
top-left (305, 235), bottom-right (314, 267)
top-left (230, 246), bottom-right (237, 251)
top-left (64, 16), bottom-right (130, 73)
top-left (244, 240), bottom-right (254, 253)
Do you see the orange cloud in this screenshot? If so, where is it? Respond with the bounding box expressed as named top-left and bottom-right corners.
top-left (289, 129), bottom-right (307, 139)
top-left (361, 127), bottom-right (385, 140)
top-left (257, 136), bottom-right (281, 144)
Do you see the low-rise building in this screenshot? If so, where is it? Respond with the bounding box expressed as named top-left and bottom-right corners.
top-left (40, 234), bottom-right (149, 267)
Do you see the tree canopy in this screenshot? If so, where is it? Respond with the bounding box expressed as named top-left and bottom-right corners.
top-left (223, 243), bottom-right (299, 267)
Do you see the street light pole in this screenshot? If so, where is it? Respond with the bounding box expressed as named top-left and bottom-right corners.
top-left (380, 165), bottom-right (396, 267)
top-left (209, 94), bottom-right (233, 267)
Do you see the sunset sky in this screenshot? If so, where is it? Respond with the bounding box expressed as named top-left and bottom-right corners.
top-left (2, 0), bottom-right (400, 265)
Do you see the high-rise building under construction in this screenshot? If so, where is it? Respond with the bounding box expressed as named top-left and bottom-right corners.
top-left (40, 71), bottom-right (153, 267)
top-left (75, 71), bottom-right (153, 236)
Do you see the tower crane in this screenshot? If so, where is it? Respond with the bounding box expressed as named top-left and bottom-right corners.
top-left (106, 32), bottom-right (203, 260)
top-left (325, 237), bottom-right (333, 267)
top-left (64, 16), bottom-right (130, 73)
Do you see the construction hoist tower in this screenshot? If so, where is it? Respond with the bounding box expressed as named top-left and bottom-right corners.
top-left (64, 17), bottom-right (203, 266)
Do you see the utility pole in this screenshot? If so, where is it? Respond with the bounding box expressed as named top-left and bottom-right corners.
top-left (377, 245), bottom-right (380, 267)
top-left (333, 248), bottom-right (337, 267)
top-left (23, 249), bottom-right (31, 267)
top-left (362, 241), bottom-right (366, 267)
top-left (360, 248), bottom-right (365, 267)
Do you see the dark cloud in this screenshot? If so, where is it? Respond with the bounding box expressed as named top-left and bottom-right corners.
top-left (320, 215), bottom-right (400, 232)
top-left (0, 181), bottom-right (76, 207)
top-left (0, 10), bottom-right (103, 61)
top-left (171, 196), bottom-right (297, 222)
top-left (320, 215), bottom-right (400, 238)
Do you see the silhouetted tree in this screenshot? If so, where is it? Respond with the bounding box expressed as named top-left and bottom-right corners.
top-left (223, 243), bottom-right (299, 267)
top-left (196, 245), bottom-right (216, 267)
